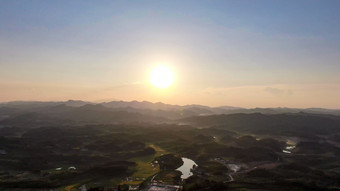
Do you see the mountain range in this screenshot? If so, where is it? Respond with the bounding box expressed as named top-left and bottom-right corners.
top-left (1, 100), bottom-right (340, 117)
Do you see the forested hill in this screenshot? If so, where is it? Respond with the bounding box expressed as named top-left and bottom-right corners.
top-left (180, 113), bottom-right (340, 137)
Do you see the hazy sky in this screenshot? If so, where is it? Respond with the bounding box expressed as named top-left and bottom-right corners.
top-left (1, 0), bottom-right (340, 108)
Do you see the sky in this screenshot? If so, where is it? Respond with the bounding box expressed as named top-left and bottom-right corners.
top-left (1, 0), bottom-right (340, 108)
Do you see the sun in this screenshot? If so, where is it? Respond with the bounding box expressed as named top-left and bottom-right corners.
top-left (149, 65), bottom-right (175, 89)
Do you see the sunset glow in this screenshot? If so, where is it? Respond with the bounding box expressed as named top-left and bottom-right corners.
top-left (1, 1), bottom-right (340, 108)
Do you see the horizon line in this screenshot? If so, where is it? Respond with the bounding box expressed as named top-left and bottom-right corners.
top-left (1, 99), bottom-right (339, 110)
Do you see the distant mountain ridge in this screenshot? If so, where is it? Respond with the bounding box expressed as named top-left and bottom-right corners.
top-left (1, 100), bottom-right (339, 116)
top-left (1, 100), bottom-right (340, 138)
top-left (179, 112), bottom-right (340, 138)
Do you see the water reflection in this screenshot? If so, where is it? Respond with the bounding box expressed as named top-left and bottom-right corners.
top-left (176, 157), bottom-right (197, 179)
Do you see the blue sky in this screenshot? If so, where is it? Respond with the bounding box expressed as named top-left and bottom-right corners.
top-left (1, 0), bottom-right (340, 108)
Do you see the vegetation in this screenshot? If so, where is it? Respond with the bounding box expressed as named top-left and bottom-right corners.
top-left (155, 154), bottom-right (183, 170)
top-left (0, 101), bottom-right (340, 190)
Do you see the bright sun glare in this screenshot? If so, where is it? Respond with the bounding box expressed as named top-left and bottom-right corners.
top-left (149, 65), bottom-right (175, 89)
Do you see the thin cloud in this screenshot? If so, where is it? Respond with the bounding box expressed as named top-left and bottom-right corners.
top-left (264, 87), bottom-right (293, 96)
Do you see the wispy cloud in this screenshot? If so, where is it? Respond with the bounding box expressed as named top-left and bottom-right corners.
top-left (264, 87), bottom-right (293, 96)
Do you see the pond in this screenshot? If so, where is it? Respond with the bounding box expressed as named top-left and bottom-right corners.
top-left (227, 164), bottom-right (241, 172)
top-left (176, 157), bottom-right (197, 179)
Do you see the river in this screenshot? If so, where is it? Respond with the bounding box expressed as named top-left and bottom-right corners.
top-left (176, 157), bottom-right (197, 179)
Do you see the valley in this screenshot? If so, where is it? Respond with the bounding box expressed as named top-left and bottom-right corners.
top-left (0, 101), bottom-right (340, 190)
